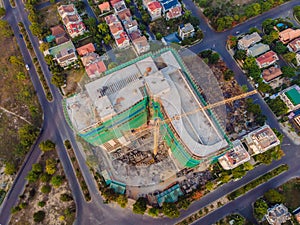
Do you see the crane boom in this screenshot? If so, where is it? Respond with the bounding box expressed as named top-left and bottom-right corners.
top-left (152, 89), bottom-right (258, 155)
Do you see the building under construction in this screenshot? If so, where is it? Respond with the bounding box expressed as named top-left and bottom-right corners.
top-left (63, 48), bottom-right (230, 168)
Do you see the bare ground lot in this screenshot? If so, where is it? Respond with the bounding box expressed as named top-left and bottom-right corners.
top-left (0, 20), bottom-right (42, 164)
top-left (10, 149), bottom-right (76, 225)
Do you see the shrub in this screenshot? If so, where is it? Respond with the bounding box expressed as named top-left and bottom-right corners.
top-left (38, 201), bottom-right (46, 207)
top-left (60, 193), bottom-right (73, 202)
top-left (133, 197), bottom-right (147, 214)
top-left (41, 185), bottom-right (51, 194)
top-left (51, 175), bottom-right (63, 188)
top-left (33, 210), bottom-right (46, 222)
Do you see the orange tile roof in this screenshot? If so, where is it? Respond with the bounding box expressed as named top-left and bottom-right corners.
top-left (279, 28), bottom-right (300, 44)
top-left (262, 66), bottom-right (282, 82)
top-left (86, 61), bottom-right (107, 77)
top-left (110, 0), bottom-right (122, 7)
top-left (109, 22), bottom-right (123, 36)
top-left (76, 43), bottom-right (95, 56)
top-left (98, 2), bottom-right (110, 12)
top-left (116, 32), bottom-right (129, 45)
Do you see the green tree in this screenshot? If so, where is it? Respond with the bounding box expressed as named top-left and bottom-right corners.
top-left (51, 175), bottom-right (63, 188)
top-left (39, 140), bottom-right (55, 152)
top-left (264, 189), bottom-right (285, 204)
top-left (26, 170), bottom-right (39, 183)
top-left (38, 201), bottom-right (46, 207)
top-left (29, 22), bottom-right (43, 38)
top-left (41, 185), bottom-right (51, 194)
top-left (32, 163), bottom-right (43, 174)
top-left (245, 3), bottom-right (261, 18)
top-left (156, 32), bottom-right (163, 40)
top-left (45, 158), bottom-right (56, 175)
top-left (4, 161), bottom-right (16, 175)
top-left (0, 20), bottom-right (13, 37)
top-left (268, 97), bottom-right (288, 116)
top-left (162, 202), bottom-right (180, 218)
top-left (283, 52), bottom-right (296, 63)
top-left (254, 199), bottom-right (268, 220)
top-left (51, 73), bottom-right (65, 87)
top-left (9, 56), bottom-right (24, 66)
top-left (208, 52), bottom-right (220, 64)
top-left (33, 210), bottom-right (45, 222)
top-left (205, 181), bottom-right (214, 191)
top-left (39, 42), bottom-right (50, 52)
top-left (108, 62), bottom-right (118, 69)
top-left (60, 193), bottom-right (73, 202)
top-left (262, 30), bottom-right (279, 45)
top-left (103, 34), bottom-right (111, 45)
top-left (281, 66), bottom-right (296, 78)
top-left (258, 81), bottom-right (272, 93)
top-left (133, 197), bottom-right (147, 214)
top-left (40, 173), bottom-right (51, 183)
top-left (148, 207), bottom-right (159, 217)
top-left (0, 7), bottom-right (6, 17)
top-left (98, 23), bottom-right (109, 35)
top-left (273, 42), bottom-right (288, 54)
top-left (234, 49), bottom-right (247, 60)
top-left (116, 194), bottom-right (128, 208)
top-left (224, 69), bottom-right (234, 81)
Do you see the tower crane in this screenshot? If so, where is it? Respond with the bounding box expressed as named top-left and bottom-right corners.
top-left (153, 89), bottom-right (258, 156)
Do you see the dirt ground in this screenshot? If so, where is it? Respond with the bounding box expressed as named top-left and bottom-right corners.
top-left (279, 178), bottom-right (300, 210)
top-left (0, 21), bottom-right (42, 163)
top-left (10, 150), bottom-right (76, 225)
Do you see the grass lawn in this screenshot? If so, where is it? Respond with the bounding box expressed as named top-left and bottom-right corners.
top-left (279, 178), bottom-right (300, 210)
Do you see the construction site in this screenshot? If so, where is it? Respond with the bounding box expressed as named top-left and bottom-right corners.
top-left (63, 47), bottom-right (256, 189)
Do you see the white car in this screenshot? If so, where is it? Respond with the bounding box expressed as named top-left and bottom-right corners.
top-left (25, 64), bottom-right (29, 71)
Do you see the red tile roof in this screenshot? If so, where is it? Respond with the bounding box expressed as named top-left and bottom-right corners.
top-left (148, 1), bottom-right (161, 12)
top-left (256, 51), bottom-right (278, 68)
top-left (116, 32), bottom-right (129, 45)
top-left (98, 2), bottom-right (110, 12)
top-left (110, 0), bottom-right (121, 7)
top-left (86, 61), bottom-right (107, 77)
top-left (104, 14), bottom-right (119, 25)
top-left (76, 43), bottom-right (95, 56)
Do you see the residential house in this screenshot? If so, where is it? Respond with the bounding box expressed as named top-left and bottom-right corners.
top-left (57, 4), bottom-right (86, 38)
top-left (129, 30), bottom-right (142, 40)
top-left (132, 36), bottom-right (150, 54)
top-left (178, 23), bottom-right (194, 40)
top-left (45, 40), bottom-right (77, 68)
top-left (237, 32), bottom-right (262, 50)
top-left (147, 1), bottom-right (162, 20)
top-left (124, 20), bottom-right (138, 34)
top-left (104, 14), bottom-right (119, 25)
top-left (159, 0), bottom-right (181, 15)
top-left (247, 43), bottom-right (270, 57)
top-left (85, 60), bottom-right (107, 78)
top-left (109, 22), bottom-right (124, 38)
top-left (98, 2), bottom-right (111, 14)
top-left (111, 0), bottom-right (126, 13)
top-left (50, 24), bottom-right (69, 45)
top-left (256, 51), bottom-right (279, 68)
top-left (279, 28), bottom-right (300, 44)
top-left (287, 37), bottom-right (300, 52)
top-left (265, 204), bottom-right (291, 225)
top-left (81, 52), bottom-right (101, 66)
top-left (289, 109), bottom-right (300, 131)
top-left (262, 66), bottom-right (282, 83)
top-left (243, 125), bottom-right (280, 155)
top-left (218, 140), bottom-right (250, 170)
top-left (115, 31), bottom-right (130, 48)
top-left (76, 43), bottom-right (96, 57)
top-left (280, 85), bottom-right (300, 112)
top-left (117, 8), bottom-right (132, 23)
top-left (166, 5), bottom-right (182, 20)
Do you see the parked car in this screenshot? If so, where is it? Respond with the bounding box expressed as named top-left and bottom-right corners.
top-left (25, 64), bottom-right (30, 71)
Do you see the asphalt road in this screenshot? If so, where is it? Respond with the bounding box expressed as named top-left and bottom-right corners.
top-left (0, 0), bottom-right (300, 225)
